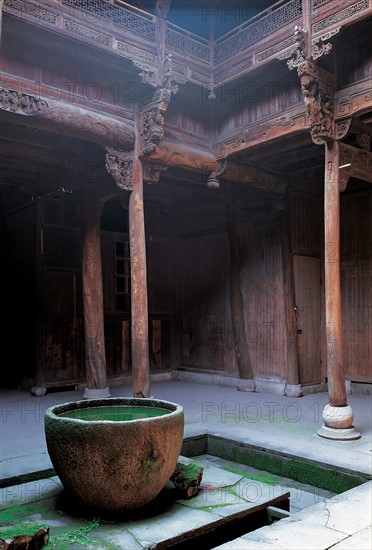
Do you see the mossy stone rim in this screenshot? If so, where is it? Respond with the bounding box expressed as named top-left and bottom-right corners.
top-left (45, 397), bottom-right (183, 424)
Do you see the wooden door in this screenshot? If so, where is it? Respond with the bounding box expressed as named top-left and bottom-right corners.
top-left (293, 255), bottom-right (322, 386)
top-left (37, 271), bottom-right (83, 385)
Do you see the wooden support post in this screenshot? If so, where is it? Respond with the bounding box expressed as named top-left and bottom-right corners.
top-left (318, 141), bottom-right (360, 439)
top-left (281, 207), bottom-right (302, 397)
top-left (129, 158), bottom-right (151, 397)
top-left (81, 179), bottom-right (110, 399)
top-left (227, 196), bottom-right (255, 391)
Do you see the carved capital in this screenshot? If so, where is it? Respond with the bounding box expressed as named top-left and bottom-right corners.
top-left (105, 148), bottom-right (134, 191)
top-left (298, 61), bottom-right (335, 144)
top-left (0, 87), bottom-right (48, 115)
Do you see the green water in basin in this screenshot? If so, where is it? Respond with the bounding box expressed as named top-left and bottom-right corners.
top-left (59, 405), bottom-right (170, 421)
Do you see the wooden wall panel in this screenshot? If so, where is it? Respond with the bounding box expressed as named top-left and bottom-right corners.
top-left (337, 23), bottom-right (372, 88)
top-left (214, 69), bottom-right (302, 136)
top-left (341, 190), bottom-right (372, 382)
top-left (241, 221), bottom-right (287, 379)
top-left (177, 234), bottom-right (237, 374)
top-left (290, 191), bottom-right (322, 255)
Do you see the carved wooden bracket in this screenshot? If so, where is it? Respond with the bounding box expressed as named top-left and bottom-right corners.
top-left (284, 26), bottom-right (337, 70)
top-left (207, 160), bottom-right (227, 189)
top-left (105, 148), bottom-right (134, 191)
top-left (155, 0), bottom-right (172, 18)
top-left (335, 118), bottom-right (352, 140)
top-left (140, 89), bottom-right (170, 156)
top-left (143, 162), bottom-right (168, 184)
top-left (139, 54), bottom-right (184, 158)
top-left (286, 26), bottom-right (308, 70)
top-left (297, 61), bottom-right (335, 145)
top-left (0, 87), bottom-right (48, 115)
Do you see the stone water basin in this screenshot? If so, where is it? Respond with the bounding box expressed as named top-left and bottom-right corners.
top-left (44, 397), bottom-right (184, 513)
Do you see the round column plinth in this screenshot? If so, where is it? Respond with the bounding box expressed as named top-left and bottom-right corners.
top-left (317, 403), bottom-right (361, 440)
top-left (285, 384), bottom-right (303, 398)
top-left (237, 379), bottom-right (256, 392)
top-left (83, 387), bottom-right (111, 399)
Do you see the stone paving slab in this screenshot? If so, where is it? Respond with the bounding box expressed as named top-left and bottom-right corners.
top-left (331, 526), bottom-right (372, 549)
top-left (295, 480), bottom-right (372, 535)
top-left (221, 520), bottom-right (346, 549)
top-left (214, 481), bottom-right (372, 550)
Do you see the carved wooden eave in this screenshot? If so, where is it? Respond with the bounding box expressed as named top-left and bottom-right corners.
top-left (213, 105), bottom-right (307, 159)
top-left (338, 142), bottom-right (372, 191)
top-left (0, 87), bottom-right (135, 150)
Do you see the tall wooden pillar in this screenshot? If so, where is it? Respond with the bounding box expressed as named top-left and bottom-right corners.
top-left (129, 158), bottom-right (151, 397)
top-left (318, 141), bottom-right (360, 439)
top-left (81, 179), bottom-right (110, 399)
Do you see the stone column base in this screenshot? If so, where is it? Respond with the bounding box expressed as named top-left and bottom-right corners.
top-left (31, 386), bottom-right (47, 397)
top-left (285, 384), bottom-right (303, 398)
top-left (83, 387), bottom-right (111, 399)
top-left (236, 379), bottom-right (256, 392)
top-left (317, 425), bottom-right (361, 440)
top-left (317, 403), bottom-right (361, 440)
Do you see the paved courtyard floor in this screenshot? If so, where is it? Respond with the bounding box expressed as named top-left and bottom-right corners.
top-left (0, 381), bottom-right (371, 548)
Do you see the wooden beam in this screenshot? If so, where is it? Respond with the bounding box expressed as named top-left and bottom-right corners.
top-left (339, 142), bottom-right (372, 187)
top-left (148, 137), bottom-right (218, 173)
top-left (224, 161), bottom-right (287, 194)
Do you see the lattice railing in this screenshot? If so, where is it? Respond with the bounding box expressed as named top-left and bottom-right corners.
top-left (61, 0), bottom-right (156, 40)
top-left (215, 0), bottom-right (302, 64)
top-left (165, 22), bottom-right (210, 65)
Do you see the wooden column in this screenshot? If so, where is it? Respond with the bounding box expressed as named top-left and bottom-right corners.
top-left (129, 157), bottom-right (151, 398)
top-left (81, 179), bottom-right (110, 398)
top-left (318, 141), bottom-right (360, 439)
top-left (227, 196), bottom-right (255, 391)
